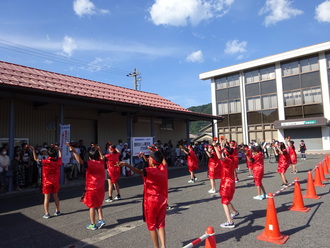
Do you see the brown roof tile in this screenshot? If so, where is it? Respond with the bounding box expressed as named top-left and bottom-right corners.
top-left (0, 60), bottom-right (191, 113)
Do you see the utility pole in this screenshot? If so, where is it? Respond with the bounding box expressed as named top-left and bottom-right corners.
top-left (127, 68), bottom-right (142, 90)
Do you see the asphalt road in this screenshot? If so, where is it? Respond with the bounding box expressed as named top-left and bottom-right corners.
top-left (1, 154), bottom-right (329, 248)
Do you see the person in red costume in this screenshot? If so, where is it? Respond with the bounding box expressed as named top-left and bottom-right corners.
top-left (244, 145), bottom-right (254, 178)
top-left (214, 145), bottom-right (239, 228)
top-left (119, 150), bottom-right (168, 248)
top-left (70, 144), bottom-right (106, 230)
top-left (229, 140), bottom-right (239, 182)
top-left (181, 144), bottom-right (199, 183)
top-left (205, 144), bottom-right (221, 194)
top-left (104, 144), bottom-right (121, 203)
top-left (287, 140), bottom-right (298, 174)
top-left (273, 142), bottom-right (290, 186)
top-left (31, 144), bottom-right (62, 219)
top-left (251, 146), bottom-right (268, 200)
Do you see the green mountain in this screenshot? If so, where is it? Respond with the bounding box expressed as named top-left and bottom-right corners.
top-left (188, 103), bottom-right (212, 135)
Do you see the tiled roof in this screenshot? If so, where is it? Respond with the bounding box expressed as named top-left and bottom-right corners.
top-left (0, 60), bottom-right (191, 113)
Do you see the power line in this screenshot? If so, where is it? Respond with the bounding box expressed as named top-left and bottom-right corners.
top-left (0, 38), bottom-right (131, 77)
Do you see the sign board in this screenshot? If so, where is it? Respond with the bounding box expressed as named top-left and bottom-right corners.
top-left (59, 124), bottom-right (71, 164)
top-left (131, 137), bottom-right (153, 156)
top-left (281, 120), bottom-right (317, 127)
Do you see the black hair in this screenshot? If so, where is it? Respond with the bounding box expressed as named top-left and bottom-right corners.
top-left (89, 147), bottom-right (100, 160)
top-left (48, 147), bottom-right (58, 158)
top-left (224, 146), bottom-right (234, 155)
top-left (150, 150), bottom-right (163, 164)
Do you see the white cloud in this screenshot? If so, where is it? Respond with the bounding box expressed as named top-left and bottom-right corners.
top-left (73, 0), bottom-right (110, 17)
top-left (186, 50), bottom-right (204, 63)
top-left (61, 35), bottom-right (77, 57)
top-left (315, 0), bottom-right (330, 23)
top-left (259, 0), bottom-right (303, 27)
top-left (224, 40), bottom-right (247, 54)
top-left (149, 0), bottom-right (234, 27)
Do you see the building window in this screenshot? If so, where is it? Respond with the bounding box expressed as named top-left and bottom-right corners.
top-left (215, 77), bottom-right (227, 89)
top-left (260, 66), bottom-right (275, 81)
top-left (247, 97), bottom-right (261, 111)
top-left (262, 94), bottom-right (277, 109)
top-left (229, 100), bottom-right (241, 113)
top-left (303, 87), bottom-right (322, 104)
top-left (245, 70), bottom-right (259, 84)
top-left (282, 60), bottom-right (299, 76)
top-left (284, 90), bottom-right (302, 106)
top-left (228, 74), bottom-right (240, 87)
top-left (300, 56), bottom-right (319, 73)
top-left (161, 118), bottom-right (174, 130)
top-left (218, 102), bottom-right (228, 115)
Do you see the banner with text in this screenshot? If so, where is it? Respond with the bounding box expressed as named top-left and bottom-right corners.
top-left (59, 124), bottom-right (71, 164)
top-left (132, 137), bottom-right (153, 156)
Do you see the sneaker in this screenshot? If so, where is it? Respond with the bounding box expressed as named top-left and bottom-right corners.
top-left (220, 221), bottom-right (235, 228)
top-left (188, 179), bottom-right (195, 183)
top-left (263, 194), bottom-right (269, 199)
top-left (248, 175), bottom-right (254, 178)
top-left (235, 179), bottom-right (239, 183)
top-left (105, 197), bottom-right (113, 203)
top-left (194, 177), bottom-right (198, 181)
top-left (114, 195), bottom-right (121, 200)
top-left (43, 214), bottom-right (50, 219)
top-left (230, 211), bottom-right (239, 219)
top-left (97, 220), bottom-right (105, 229)
top-left (253, 195), bottom-right (264, 200)
top-left (53, 211), bottom-right (61, 216)
top-left (86, 223), bottom-right (97, 230)
top-left (208, 189), bottom-right (216, 194)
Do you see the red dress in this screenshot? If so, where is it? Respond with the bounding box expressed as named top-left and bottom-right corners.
top-left (287, 146), bottom-right (297, 164)
top-left (83, 159), bottom-right (106, 208)
top-left (105, 152), bottom-right (121, 183)
top-left (187, 150), bottom-right (199, 172)
top-left (208, 151), bottom-right (221, 179)
top-left (42, 157), bottom-right (62, 194)
top-left (252, 152), bottom-right (264, 186)
top-left (143, 163), bottom-right (168, 231)
top-left (231, 148), bottom-right (239, 169)
top-left (277, 149), bottom-right (290, 173)
top-left (219, 156), bottom-right (235, 205)
top-left (245, 149), bottom-right (253, 169)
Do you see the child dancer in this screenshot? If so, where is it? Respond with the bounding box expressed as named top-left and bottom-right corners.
top-left (31, 145), bottom-right (62, 219)
top-left (105, 144), bottom-right (121, 202)
top-left (214, 145), bottom-right (239, 228)
top-left (119, 150), bottom-right (168, 248)
top-left (244, 145), bottom-right (254, 178)
top-left (229, 141), bottom-right (239, 183)
top-left (287, 140), bottom-right (298, 174)
top-left (205, 144), bottom-right (221, 193)
top-left (70, 144), bottom-right (106, 230)
top-left (251, 146), bottom-right (268, 200)
top-left (181, 145), bottom-right (199, 183)
top-left (273, 142), bottom-right (290, 186)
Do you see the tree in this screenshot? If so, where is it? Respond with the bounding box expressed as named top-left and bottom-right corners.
top-left (188, 103), bottom-right (212, 135)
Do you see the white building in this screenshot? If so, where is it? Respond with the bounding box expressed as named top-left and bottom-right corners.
top-left (200, 41), bottom-right (330, 150)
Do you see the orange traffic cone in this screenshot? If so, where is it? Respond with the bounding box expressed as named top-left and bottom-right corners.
top-left (319, 163), bottom-right (328, 182)
top-left (289, 178), bottom-right (311, 212)
top-left (303, 171), bottom-right (321, 199)
top-left (327, 155), bottom-right (330, 171)
top-left (323, 160), bottom-right (330, 175)
top-left (314, 166), bottom-right (325, 187)
top-left (257, 193), bottom-right (289, 245)
top-left (204, 226), bottom-right (216, 248)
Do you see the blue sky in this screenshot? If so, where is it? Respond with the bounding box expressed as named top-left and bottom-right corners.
top-left (0, 0), bottom-right (329, 108)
